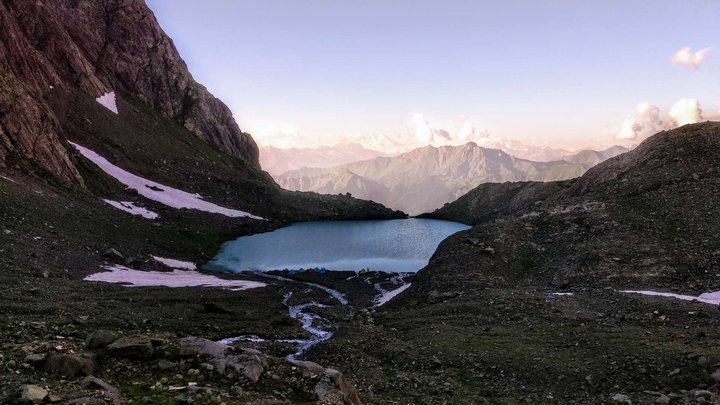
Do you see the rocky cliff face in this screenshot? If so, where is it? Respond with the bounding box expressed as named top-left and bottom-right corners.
top-left (0, 0), bottom-right (258, 183)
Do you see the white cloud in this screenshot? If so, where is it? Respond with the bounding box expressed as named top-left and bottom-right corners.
top-left (669, 98), bottom-right (702, 126)
top-left (616, 98), bottom-right (704, 141)
top-left (250, 113), bottom-right (491, 154)
top-left (404, 113), bottom-right (490, 150)
top-left (671, 46), bottom-right (711, 69)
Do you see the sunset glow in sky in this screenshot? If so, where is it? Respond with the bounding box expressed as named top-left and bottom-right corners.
top-left (146, 1), bottom-right (719, 151)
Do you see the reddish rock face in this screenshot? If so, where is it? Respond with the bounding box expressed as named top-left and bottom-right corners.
top-left (0, 0), bottom-right (258, 183)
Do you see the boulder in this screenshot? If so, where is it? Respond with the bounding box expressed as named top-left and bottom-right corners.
top-left (289, 359), bottom-right (326, 378)
top-left (42, 353), bottom-right (96, 377)
top-left (81, 376), bottom-right (121, 405)
top-left (105, 335), bottom-right (155, 359)
top-left (225, 349), bottom-right (266, 383)
top-left (21, 385), bottom-right (48, 404)
top-left (85, 330), bottom-right (118, 349)
top-left (24, 353), bottom-right (46, 366)
top-left (314, 368), bottom-right (362, 405)
top-left (179, 337), bottom-right (228, 358)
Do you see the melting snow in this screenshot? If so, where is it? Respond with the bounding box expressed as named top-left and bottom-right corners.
top-left (375, 283), bottom-right (412, 306)
top-left (85, 265), bottom-right (266, 290)
top-left (622, 290), bottom-right (720, 306)
top-left (550, 292), bottom-right (574, 296)
top-left (103, 199), bottom-right (158, 219)
top-left (152, 256), bottom-right (196, 271)
top-left (70, 142), bottom-right (263, 220)
top-left (96, 91), bottom-right (119, 114)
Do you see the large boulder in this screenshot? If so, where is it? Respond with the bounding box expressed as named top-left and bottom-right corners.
top-left (105, 335), bottom-right (156, 359)
top-left (42, 353), bottom-right (96, 378)
top-left (178, 336), bottom-right (228, 358)
top-left (85, 330), bottom-right (118, 349)
top-left (179, 337), bottom-right (266, 382)
top-left (21, 385), bottom-right (48, 404)
top-left (290, 359), bottom-right (362, 404)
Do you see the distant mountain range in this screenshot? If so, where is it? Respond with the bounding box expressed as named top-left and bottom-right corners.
top-left (274, 142), bottom-right (629, 215)
top-left (259, 143), bottom-right (389, 175)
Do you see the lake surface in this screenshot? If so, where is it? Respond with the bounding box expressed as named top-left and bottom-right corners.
top-left (207, 218), bottom-right (470, 273)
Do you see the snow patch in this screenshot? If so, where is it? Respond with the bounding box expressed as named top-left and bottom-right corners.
top-left (622, 290), bottom-right (720, 306)
top-left (152, 256), bottom-right (196, 271)
top-left (96, 91), bottom-right (119, 114)
top-left (218, 335), bottom-right (267, 345)
top-left (85, 265), bottom-right (266, 290)
top-left (375, 283), bottom-right (412, 306)
top-left (103, 199), bottom-right (159, 219)
top-left (550, 292), bottom-right (574, 296)
top-left (70, 142), bottom-right (263, 220)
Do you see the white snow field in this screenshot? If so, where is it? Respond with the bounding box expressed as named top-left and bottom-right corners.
top-left (85, 265), bottom-right (266, 291)
top-left (622, 290), bottom-right (720, 305)
top-left (70, 142), bottom-right (263, 220)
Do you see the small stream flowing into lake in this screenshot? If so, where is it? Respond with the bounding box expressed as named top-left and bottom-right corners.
top-left (220, 274), bottom-right (348, 359)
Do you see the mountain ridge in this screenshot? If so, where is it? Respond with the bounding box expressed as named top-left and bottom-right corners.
top-left (276, 142), bottom-right (627, 215)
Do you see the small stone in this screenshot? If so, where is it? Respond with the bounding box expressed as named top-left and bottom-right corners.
top-left (22, 384), bottom-right (48, 403)
top-left (103, 248), bottom-right (125, 261)
top-left (158, 359), bottom-right (175, 370)
top-left (25, 353), bottom-right (46, 366)
top-left (612, 393), bottom-right (631, 404)
top-left (695, 390), bottom-right (713, 399)
top-left (655, 395), bottom-right (670, 405)
top-left (188, 368), bottom-right (200, 375)
top-left (667, 368), bottom-right (680, 377)
top-left (711, 369), bottom-right (720, 383)
top-left (47, 394), bottom-right (63, 403)
top-left (697, 356), bottom-right (709, 367)
top-left (85, 330), bottom-right (118, 349)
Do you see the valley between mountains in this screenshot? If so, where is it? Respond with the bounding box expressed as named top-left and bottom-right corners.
top-left (1, 1), bottom-right (720, 404)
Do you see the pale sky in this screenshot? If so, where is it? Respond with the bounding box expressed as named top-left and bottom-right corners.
top-left (146, 0), bottom-right (719, 151)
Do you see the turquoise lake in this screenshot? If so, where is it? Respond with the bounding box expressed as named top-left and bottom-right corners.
top-left (207, 218), bottom-right (470, 273)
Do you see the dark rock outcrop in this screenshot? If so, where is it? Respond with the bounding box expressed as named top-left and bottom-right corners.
top-left (0, 0), bottom-right (258, 183)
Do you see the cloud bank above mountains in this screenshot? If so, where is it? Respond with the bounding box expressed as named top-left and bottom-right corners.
top-left (252, 114), bottom-right (493, 155)
top-left (617, 98), bottom-right (716, 141)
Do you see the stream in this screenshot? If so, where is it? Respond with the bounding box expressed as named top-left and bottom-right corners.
top-left (219, 272), bottom-right (410, 359)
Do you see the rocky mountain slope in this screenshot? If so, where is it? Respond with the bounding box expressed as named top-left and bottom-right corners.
top-left (308, 123), bottom-right (720, 403)
top-left (0, 0), bottom-right (260, 183)
top-left (277, 142), bottom-right (602, 215)
top-left (0, 2), bottom-right (403, 402)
